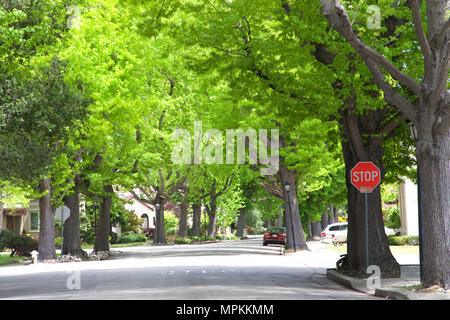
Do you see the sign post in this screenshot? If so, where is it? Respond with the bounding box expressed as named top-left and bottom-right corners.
top-left (350, 162), bottom-right (381, 269)
top-left (55, 206), bottom-right (71, 255)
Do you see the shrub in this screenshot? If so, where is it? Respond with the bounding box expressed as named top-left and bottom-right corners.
top-left (385, 207), bottom-right (401, 229)
top-left (0, 230), bottom-right (38, 257)
top-left (388, 235), bottom-right (419, 246)
top-left (216, 234), bottom-right (224, 240)
top-left (190, 236), bottom-right (202, 242)
top-left (174, 237), bottom-right (191, 244)
top-left (109, 232), bottom-right (119, 245)
top-left (54, 237), bottom-right (62, 248)
top-left (118, 232), bottom-right (147, 244)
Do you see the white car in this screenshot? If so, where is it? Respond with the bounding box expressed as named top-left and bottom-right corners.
top-left (321, 222), bottom-right (398, 245)
top-left (321, 222), bottom-right (348, 244)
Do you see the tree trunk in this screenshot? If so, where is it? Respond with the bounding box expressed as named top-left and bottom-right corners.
top-left (310, 221), bottom-right (322, 240)
top-left (280, 165), bottom-right (308, 251)
top-left (154, 194), bottom-right (166, 245)
top-left (177, 197), bottom-right (189, 238)
top-left (416, 120), bottom-right (450, 289)
top-left (191, 202), bottom-right (202, 237)
top-left (95, 185), bottom-right (113, 252)
top-left (38, 178), bottom-right (55, 261)
top-left (236, 207), bottom-right (245, 238)
top-left (206, 198), bottom-right (218, 238)
top-left (341, 137), bottom-right (400, 278)
top-left (276, 211), bottom-right (283, 227)
top-left (62, 191), bottom-right (87, 259)
top-left (320, 211), bottom-right (328, 231)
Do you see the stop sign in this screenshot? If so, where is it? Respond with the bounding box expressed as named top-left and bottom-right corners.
top-left (350, 162), bottom-right (381, 193)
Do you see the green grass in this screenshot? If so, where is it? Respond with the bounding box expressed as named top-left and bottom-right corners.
top-left (324, 243), bottom-right (419, 254)
top-left (0, 255), bottom-right (28, 266)
top-left (81, 240), bottom-right (152, 249)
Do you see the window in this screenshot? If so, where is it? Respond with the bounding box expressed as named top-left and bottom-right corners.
top-left (30, 212), bottom-right (39, 231)
top-left (329, 225), bottom-right (340, 231)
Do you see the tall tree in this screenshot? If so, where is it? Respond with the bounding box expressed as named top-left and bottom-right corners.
top-left (321, 0), bottom-right (450, 289)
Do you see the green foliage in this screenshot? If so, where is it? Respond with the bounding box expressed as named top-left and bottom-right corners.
top-left (385, 206), bottom-right (401, 229)
top-left (0, 58), bottom-right (90, 184)
top-left (118, 232), bottom-right (147, 244)
top-left (0, 230), bottom-right (38, 257)
top-left (174, 237), bottom-right (191, 244)
top-left (164, 213), bottom-right (178, 236)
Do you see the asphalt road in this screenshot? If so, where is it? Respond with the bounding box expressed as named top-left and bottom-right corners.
top-left (0, 236), bottom-right (381, 300)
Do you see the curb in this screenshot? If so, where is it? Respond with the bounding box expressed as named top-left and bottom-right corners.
top-left (326, 269), bottom-right (374, 294)
top-left (327, 268), bottom-right (450, 300)
top-left (374, 288), bottom-right (410, 300)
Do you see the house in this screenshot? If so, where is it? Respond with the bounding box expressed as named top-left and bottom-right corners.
top-left (398, 178), bottom-right (419, 236)
top-left (117, 191), bottom-right (157, 230)
top-left (0, 200), bottom-right (40, 237)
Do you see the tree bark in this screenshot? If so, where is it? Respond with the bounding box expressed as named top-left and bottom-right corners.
top-left (191, 202), bottom-right (202, 237)
top-left (62, 191), bottom-right (87, 258)
top-left (310, 221), bottom-right (322, 240)
top-left (95, 185), bottom-right (113, 252)
top-left (177, 197), bottom-right (189, 238)
top-left (416, 120), bottom-right (450, 289)
top-left (154, 193), bottom-right (166, 245)
top-left (320, 211), bottom-right (328, 231)
top-left (280, 165), bottom-right (308, 251)
top-left (206, 197), bottom-right (218, 238)
top-left (38, 178), bottom-right (55, 261)
top-left (236, 207), bottom-right (245, 238)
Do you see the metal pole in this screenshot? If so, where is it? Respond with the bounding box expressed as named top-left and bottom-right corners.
top-left (61, 220), bottom-right (64, 255)
top-left (94, 204), bottom-right (97, 254)
top-left (287, 190), bottom-right (296, 252)
top-left (417, 169), bottom-right (423, 282)
top-left (365, 193), bottom-right (369, 268)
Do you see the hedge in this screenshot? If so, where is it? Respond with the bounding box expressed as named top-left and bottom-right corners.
top-left (387, 235), bottom-right (419, 246)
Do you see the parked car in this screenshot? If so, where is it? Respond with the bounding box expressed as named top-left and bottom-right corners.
top-left (321, 222), bottom-right (399, 245)
top-left (321, 222), bottom-right (348, 245)
top-left (263, 227), bottom-right (286, 246)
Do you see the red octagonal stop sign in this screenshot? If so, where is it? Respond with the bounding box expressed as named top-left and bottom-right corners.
top-left (351, 162), bottom-right (381, 193)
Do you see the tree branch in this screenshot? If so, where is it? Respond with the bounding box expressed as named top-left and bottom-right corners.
top-left (410, 0), bottom-right (432, 69)
top-left (371, 112), bottom-right (407, 147)
top-left (364, 58), bottom-right (418, 123)
top-left (320, 0), bottom-right (422, 98)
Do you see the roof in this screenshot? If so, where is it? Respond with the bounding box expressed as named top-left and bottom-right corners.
top-left (2, 208), bottom-right (27, 216)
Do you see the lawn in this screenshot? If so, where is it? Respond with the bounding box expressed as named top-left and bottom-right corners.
top-left (0, 254), bottom-right (28, 266)
top-left (81, 240), bottom-right (153, 249)
top-left (324, 243), bottom-right (419, 254)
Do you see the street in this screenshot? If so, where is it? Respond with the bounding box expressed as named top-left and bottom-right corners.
top-left (0, 237), bottom-right (385, 300)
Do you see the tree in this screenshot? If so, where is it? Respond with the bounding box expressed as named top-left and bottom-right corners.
top-left (321, 0), bottom-right (450, 289)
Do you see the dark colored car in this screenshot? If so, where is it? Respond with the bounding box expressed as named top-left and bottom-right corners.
top-left (263, 227), bottom-right (286, 246)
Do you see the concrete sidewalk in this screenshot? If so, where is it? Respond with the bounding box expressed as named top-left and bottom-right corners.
top-left (327, 265), bottom-right (449, 300)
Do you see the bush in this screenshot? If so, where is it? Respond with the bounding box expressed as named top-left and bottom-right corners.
top-left (109, 232), bottom-right (119, 245)
top-left (54, 237), bottom-right (62, 248)
top-left (190, 236), bottom-right (202, 242)
top-left (388, 235), bottom-right (419, 246)
top-left (174, 237), bottom-right (191, 244)
top-left (216, 234), bottom-right (224, 240)
top-left (0, 230), bottom-right (38, 257)
top-left (118, 232), bottom-right (147, 244)
top-left (385, 207), bottom-right (401, 229)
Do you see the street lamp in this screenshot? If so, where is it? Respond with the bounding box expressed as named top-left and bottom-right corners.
top-left (284, 181), bottom-right (296, 252)
top-left (407, 122), bottom-right (423, 283)
top-left (93, 201), bottom-right (98, 254)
